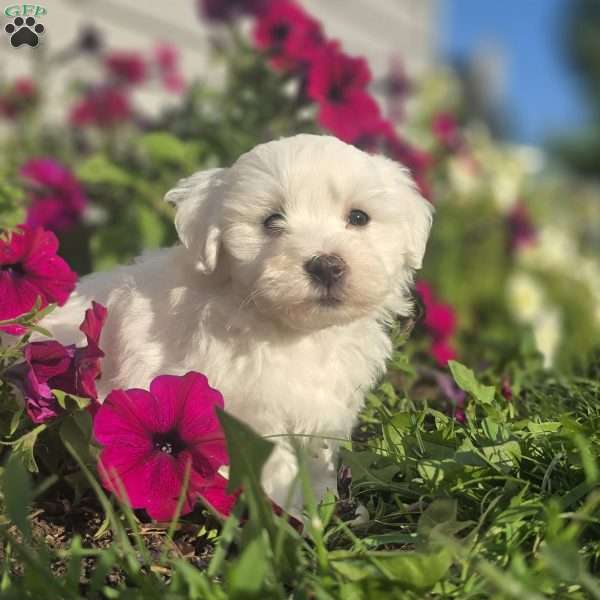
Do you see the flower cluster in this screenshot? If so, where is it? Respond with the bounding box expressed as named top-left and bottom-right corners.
top-left (21, 158), bottom-right (89, 233)
top-left (7, 302), bottom-right (107, 423)
top-left (0, 226), bottom-right (77, 335)
top-left (70, 86), bottom-right (132, 127)
top-left (0, 78), bottom-right (38, 120)
top-left (94, 371), bottom-right (236, 521)
top-left (70, 43), bottom-right (185, 128)
top-left (416, 281), bottom-right (458, 366)
top-left (248, 0), bottom-right (431, 196)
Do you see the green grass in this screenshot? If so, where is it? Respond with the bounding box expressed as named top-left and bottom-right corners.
top-left (2, 350), bottom-right (600, 599)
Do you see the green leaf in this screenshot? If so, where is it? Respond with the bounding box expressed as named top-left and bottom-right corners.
top-left (2, 454), bottom-right (33, 542)
top-left (226, 533), bottom-right (269, 598)
top-left (9, 407), bottom-right (24, 437)
top-left (76, 155), bottom-right (134, 189)
top-left (52, 390), bottom-right (90, 411)
top-left (1, 424), bottom-right (47, 472)
top-left (216, 408), bottom-right (275, 532)
top-left (448, 360), bottom-right (495, 405)
top-left (138, 132), bottom-right (195, 168)
top-left (59, 411), bottom-right (94, 467)
top-left (216, 409), bottom-right (274, 493)
top-left (331, 548), bottom-right (453, 591)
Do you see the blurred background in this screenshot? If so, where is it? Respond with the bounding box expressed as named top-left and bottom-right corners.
top-left (1, 0), bottom-right (600, 383)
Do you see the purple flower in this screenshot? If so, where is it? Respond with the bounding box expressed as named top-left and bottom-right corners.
top-left (94, 372), bottom-right (236, 521)
top-left (506, 201), bottom-right (536, 252)
top-left (7, 302), bottom-right (107, 423)
top-left (21, 158), bottom-right (88, 233)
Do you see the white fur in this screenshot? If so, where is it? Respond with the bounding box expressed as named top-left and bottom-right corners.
top-left (41, 134), bottom-right (433, 511)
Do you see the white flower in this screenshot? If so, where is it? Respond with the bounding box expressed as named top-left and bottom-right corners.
top-left (533, 309), bottom-right (561, 369)
top-left (447, 155), bottom-right (479, 198)
top-left (519, 226), bottom-right (577, 271)
top-left (507, 273), bottom-right (545, 323)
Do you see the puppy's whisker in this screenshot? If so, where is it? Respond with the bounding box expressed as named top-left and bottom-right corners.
top-left (225, 288), bottom-right (266, 330)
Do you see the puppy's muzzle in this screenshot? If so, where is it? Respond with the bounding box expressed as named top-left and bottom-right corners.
top-left (304, 254), bottom-right (346, 288)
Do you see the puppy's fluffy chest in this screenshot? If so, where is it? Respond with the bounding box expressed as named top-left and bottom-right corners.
top-left (183, 313), bottom-right (391, 437)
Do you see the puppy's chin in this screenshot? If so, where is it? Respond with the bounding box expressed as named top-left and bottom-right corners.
top-left (250, 279), bottom-right (390, 332)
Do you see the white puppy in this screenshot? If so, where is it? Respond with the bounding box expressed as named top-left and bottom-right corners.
top-left (42, 134), bottom-right (433, 510)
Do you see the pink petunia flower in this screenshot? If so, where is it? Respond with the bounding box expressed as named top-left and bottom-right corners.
top-left (253, 0), bottom-right (324, 70)
top-left (307, 48), bottom-right (382, 142)
top-left (424, 302), bottom-right (456, 341)
top-left (416, 281), bottom-right (458, 366)
top-left (153, 43), bottom-right (186, 94)
top-left (21, 158), bottom-right (88, 233)
top-left (104, 51), bottom-right (147, 86)
top-left (69, 86), bottom-right (132, 127)
top-left (0, 77), bottom-right (38, 119)
top-left (6, 302), bottom-right (107, 423)
top-left (94, 372), bottom-right (237, 521)
top-left (0, 226), bottom-right (77, 335)
top-left (351, 116), bottom-right (395, 153)
top-left (431, 112), bottom-right (462, 152)
top-left (430, 339), bottom-right (457, 366)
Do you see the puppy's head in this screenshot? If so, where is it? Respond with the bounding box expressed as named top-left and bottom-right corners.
top-left (166, 134), bottom-right (433, 331)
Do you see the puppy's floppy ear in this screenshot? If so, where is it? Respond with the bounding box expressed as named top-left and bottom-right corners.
top-left (373, 155), bottom-right (434, 270)
top-left (165, 168), bottom-right (226, 274)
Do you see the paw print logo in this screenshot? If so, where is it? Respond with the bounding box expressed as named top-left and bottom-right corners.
top-left (5, 16), bottom-right (44, 48)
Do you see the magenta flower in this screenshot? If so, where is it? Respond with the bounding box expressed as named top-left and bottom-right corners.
top-left (253, 1), bottom-right (324, 70)
top-left (153, 44), bottom-right (186, 94)
top-left (94, 372), bottom-right (236, 521)
top-left (21, 158), bottom-right (88, 233)
top-left (6, 302), bottom-right (107, 423)
top-left (416, 282), bottom-right (458, 366)
top-left (430, 339), bottom-right (457, 366)
top-left (431, 112), bottom-right (462, 151)
top-left (0, 226), bottom-right (77, 335)
top-left (104, 51), bottom-right (147, 86)
top-left (69, 86), bottom-right (131, 127)
top-left (501, 377), bottom-right (513, 402)
top-left (506, 201), bottom-right (536, 252)
top-left (424, 301), bottom-right (456, 341)
top-left (307, 47), bottom-right (382, 142)
top-left (352, 117), bottom-right (395, 153)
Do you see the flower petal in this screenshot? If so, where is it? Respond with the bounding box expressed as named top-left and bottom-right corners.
top-left (150, 372), bottom-right (222, 436)
top-left (190, 438), bottom-right (229, 474)
top-left (93, 388), bottom-right (158, 446)
top-left (143, 451), bottom-right (192, 521)
top-left (196, 474), bottom-right (238, 518)
top-left (174, 372), bottom-right (225, 443)
top-left (25, 340), bottom-right (74, 381)
top-left (0, 271), bottom-right (42, 334)
top-left (79, 301), bottom-right (107, 346)
top-left (98, 444), bottom-right (156, 508)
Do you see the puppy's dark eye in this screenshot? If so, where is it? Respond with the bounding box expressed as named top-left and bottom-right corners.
top-left (263, 213), bottom-right (286, 233)
top-left (347, 209), bottom-right (370, 227)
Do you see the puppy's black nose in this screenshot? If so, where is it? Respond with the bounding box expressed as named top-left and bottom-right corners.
top-left (304, 254), bottom-right (346, 287)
